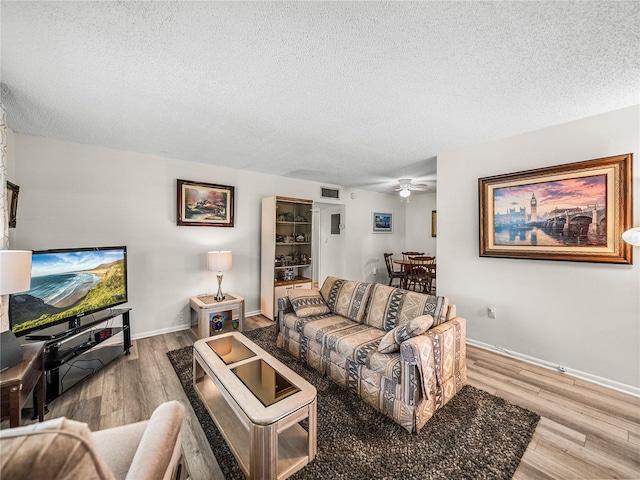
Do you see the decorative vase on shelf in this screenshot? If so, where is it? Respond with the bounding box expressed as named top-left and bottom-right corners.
top-left (231, 318), bottom-right (239, 329)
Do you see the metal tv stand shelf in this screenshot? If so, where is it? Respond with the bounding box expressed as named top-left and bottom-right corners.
top-left (23, 308), bottom-right (131, 403)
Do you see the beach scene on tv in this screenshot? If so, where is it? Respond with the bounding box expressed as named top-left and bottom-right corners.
top-left (10, 249), bottom-right (127, 335)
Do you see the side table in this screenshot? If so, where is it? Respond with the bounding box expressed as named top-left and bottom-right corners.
top-left (190, 293), bottom-right (245, 339)
top-left (1, 342), bottom-right (46, 427)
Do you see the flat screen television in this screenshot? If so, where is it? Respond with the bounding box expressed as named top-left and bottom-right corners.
top-left (9, 246), bottom-right (128, 337)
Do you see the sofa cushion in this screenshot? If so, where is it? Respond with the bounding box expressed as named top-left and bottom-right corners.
top-left (378, 315), bottom-right (434, 353)
top-left (364, 284), bottom-right (449, 331)
top-left (367, 350), bottom-right (402, 381)
top-left (320, 277), bottom-right (373, 323)
top-left (283, 311), bottom-right (354, 346)
top-left (288, 288), bottom-right (330, 317)
top-left (323, 323), bottom-right (386, 367)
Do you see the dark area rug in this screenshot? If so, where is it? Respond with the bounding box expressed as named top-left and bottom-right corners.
top-left (167, 326), bottom-right (539, 479)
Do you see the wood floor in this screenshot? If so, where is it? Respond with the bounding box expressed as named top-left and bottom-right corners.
top-left (7, 315), bottom-right (640, 479)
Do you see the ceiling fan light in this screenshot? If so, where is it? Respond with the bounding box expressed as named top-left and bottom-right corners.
top-left (399, 188), bottom-right (411, 198)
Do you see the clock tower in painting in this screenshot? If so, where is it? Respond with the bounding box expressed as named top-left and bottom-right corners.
top-left (530, 193), bottom-right (537, 221)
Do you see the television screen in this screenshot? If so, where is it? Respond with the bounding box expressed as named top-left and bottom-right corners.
top-left (10, 246), bottom-right (128, 336)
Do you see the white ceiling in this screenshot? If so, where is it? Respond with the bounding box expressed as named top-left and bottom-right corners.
top-left (1, 1), bottom-right (639, 194)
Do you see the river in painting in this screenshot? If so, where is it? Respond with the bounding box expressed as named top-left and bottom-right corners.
top-left (494, 226), bottom-right (607, 247)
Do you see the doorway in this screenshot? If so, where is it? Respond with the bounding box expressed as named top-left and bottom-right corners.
top-left (312, 202), bottom-right (347, 285)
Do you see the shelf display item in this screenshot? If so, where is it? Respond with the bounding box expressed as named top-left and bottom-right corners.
top-left (210, 313), bottom-right (226, 332)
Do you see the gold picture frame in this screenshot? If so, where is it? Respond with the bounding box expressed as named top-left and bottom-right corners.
top-left (177, 179), bottom-right (235, 227)
top-left (431, 210), bottom-right (437, 237)
top-left (478, 153), bottom-right (632, 264)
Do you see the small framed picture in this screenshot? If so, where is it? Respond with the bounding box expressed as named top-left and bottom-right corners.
top-left (372, 212), bottom-right (393, 233)
top-left (177, 179), bottom-right (235, 227)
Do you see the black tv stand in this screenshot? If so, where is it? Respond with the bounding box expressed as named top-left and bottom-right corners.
top-left (23, 308), bottom-right (131, 403)
top-left (25, 333), bottom-right (61, 341)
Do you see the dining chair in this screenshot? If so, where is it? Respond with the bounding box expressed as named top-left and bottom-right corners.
top-left (383, 253), bottom-right (404, 287)
top-left (401, 251), bottom-right (424, 263)
top-left (405, 256), bottom-right (435, 293)
top-left (427, 261), bottom-right (436, 294)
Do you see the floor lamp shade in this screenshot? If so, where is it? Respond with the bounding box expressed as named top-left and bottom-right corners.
top-left (0, 250), bottom-right (32, 295)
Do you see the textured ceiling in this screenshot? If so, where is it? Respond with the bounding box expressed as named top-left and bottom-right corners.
top-left (1, 1), bottom-right (639, 193)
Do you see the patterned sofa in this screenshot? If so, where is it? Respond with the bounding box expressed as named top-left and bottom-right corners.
top-left (276, 276), bottom-right (467, 433)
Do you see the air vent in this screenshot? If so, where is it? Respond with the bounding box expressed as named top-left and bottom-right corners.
top-left (321, 187), bottom-right (340, 199)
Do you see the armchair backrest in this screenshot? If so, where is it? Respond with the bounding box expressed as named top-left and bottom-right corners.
top-left (0, 417), bottom-right (115, 480)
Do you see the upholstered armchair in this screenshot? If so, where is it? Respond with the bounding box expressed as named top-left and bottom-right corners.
top-left (0, 400), bottom-right (188, 480)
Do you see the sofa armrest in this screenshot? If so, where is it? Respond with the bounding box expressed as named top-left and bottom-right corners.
top-left (125, 401), bottom-right (185, 480)
top-left (400, 336), bottom-right (437, 405)
top-left (277, 296), bottom-right (293, 314)
top-left (446, 304), bottom-right (457, 321)
top-left (400, 317), bottom-right (466, 405)
top-left (276, 297), bottom-right (294, 334)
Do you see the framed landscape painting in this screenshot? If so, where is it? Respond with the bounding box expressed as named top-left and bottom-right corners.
top-left (372, 212), bottom-right (393, 233)
top-left (177, 179), bottom-right (235, 227)
top-left (479, 154), bottom-right (632, 264)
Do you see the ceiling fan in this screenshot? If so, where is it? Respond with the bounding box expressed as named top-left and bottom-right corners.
top-left (394, 179), bottom-right (430, 198)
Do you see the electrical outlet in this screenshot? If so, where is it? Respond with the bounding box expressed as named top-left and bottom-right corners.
top-left (177, 312), bottom-right (184, 323)
top-left (488, 305), bottom-right (497, 319)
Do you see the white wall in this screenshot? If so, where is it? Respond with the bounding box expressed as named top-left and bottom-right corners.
top-left (315, 203), bottom-right (347, 282)
top-left (405, 192), bottom-right (437, 257)
top-left (11, 134), bottom-right (406, 338)
top-left (438, 105), bottom-right (640, 390)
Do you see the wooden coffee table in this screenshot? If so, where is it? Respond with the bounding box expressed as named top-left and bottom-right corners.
top-left (193, 332), bottom-right (317, 480)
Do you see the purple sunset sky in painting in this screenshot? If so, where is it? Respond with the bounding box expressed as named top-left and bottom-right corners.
top-left (494, 175), bottom-right (606, 216)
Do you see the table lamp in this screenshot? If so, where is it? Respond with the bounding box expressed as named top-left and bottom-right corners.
top-left (208, 251), bottom-right (232, 302)
top-left (0, 250), bottom-right (32, 371)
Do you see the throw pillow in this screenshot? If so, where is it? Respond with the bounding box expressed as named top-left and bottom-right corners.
top-left (364, 283), bottom-right (449, 331)
top-left (288, 288), bottom-right (330, 317)
top-left (378, 314), bottom-right (434, 354)
top-left (319, 276), bottom-right (372, 323)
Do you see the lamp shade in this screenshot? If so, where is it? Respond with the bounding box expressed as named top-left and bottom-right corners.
top-left (207, 251), bottom-right (232, 272)
top-left (399, 188), bottom-right (411, 198)
top-left (0, 250), bottom-right (32, 295)
top-left (622, 227), bottom-right (640, 247)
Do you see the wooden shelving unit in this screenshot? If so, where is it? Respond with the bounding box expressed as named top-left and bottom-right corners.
top-left (261, 196), bottom-right (314, 320)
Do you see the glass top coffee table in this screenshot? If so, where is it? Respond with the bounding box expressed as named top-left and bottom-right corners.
top-left (193, 332), bottom-right (317, 479)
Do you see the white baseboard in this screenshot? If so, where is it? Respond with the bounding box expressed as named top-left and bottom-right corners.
top-left (131, 309), bottom-right (264, 341)
top-left (467, 338), bottom-right (640, 398)
top-left (131, 323), bottom-right (191, 341)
